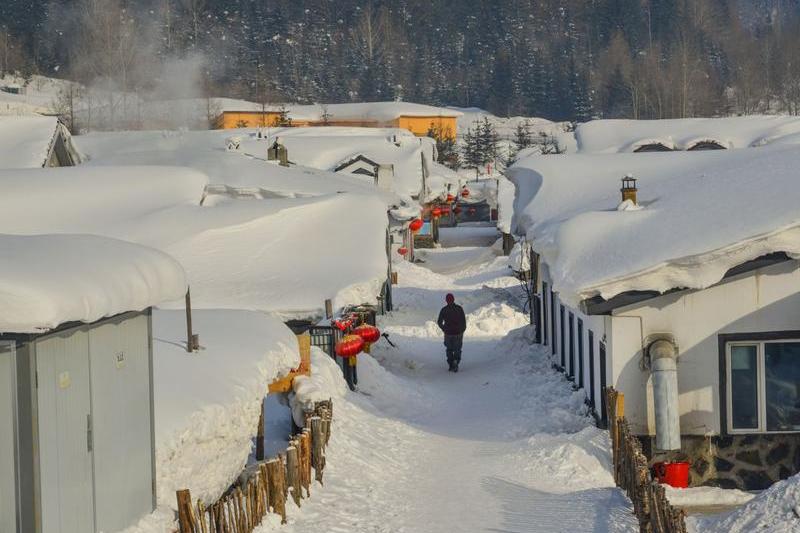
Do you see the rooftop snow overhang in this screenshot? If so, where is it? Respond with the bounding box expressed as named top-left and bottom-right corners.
top-left (580, 251), bottom-right (795, 315)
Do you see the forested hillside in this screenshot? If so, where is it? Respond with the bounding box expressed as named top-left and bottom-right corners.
top-left (2, 0), bottom-right (800, 121)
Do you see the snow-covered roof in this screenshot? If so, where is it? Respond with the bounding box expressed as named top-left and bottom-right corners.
top-left (0, 165), bottom-right (389, 317)
top-left (0, 233), bottom-right (186, 333)
top-left (213, 100), bottom-right (462, 121)
top-left (236, 127), bottom-right (435, 197)
top-left (75, 128), bottom-right (402, 202)
top-left (507, 140), bottom-right (800, 306)
top-left (575, 116), bottom-right (800, 153)
top-left (0, 115), bottom-right (62, 168)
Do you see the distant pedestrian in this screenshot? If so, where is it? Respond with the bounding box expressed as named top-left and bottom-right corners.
top-left (437, 293), bottom-right (467, 372)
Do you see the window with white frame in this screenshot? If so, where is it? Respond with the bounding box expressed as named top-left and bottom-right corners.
top-left (726, 340), bottom-right (800, 433)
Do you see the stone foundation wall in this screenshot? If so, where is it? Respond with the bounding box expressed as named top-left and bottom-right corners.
top-left (639, 434), bottom-right (800, 490)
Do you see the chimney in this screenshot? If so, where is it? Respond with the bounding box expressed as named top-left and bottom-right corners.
top-left (621, 174), bottom-right (638, 205)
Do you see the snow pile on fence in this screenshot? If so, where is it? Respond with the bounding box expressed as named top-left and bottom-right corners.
top-left (0, 115), bottom-right (63, 168)
top-left (576, 116), bottom-right (800, 153)
top-left (289, 347), bottom-right (349, 427)
top-left (507, 141), bottom-right (800, 306)
top-left (152, 308), bottom-right (300, 507)
top-left (0, 233), bottom-right (186, 333)
top-left (688, 472), bottom-right (800, 532)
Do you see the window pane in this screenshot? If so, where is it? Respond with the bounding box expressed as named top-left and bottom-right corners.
top-left (730, 345), bottom-right (759, 430)
top-left (765, 342), bottom-right (800, 432)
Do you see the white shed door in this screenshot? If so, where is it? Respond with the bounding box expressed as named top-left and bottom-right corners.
top-left (89, 315), bottom-right (154, 532)
top-left (0, 343), bottom-right (17, 533)
top-left (36, 331), bottom-right (95, 533)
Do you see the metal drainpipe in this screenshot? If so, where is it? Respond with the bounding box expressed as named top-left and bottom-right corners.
top-left (650, 338), bottom-right (681, 451)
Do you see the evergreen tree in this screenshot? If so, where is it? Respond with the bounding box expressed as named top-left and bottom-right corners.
top-left (513, 120), bottom-right (534, 150)
top-left (478, 117), bottom-right (499, 165)
top-left (427, 122), bottom-right (460, 170)
top-left (461, 126), bottom-right (482, 169)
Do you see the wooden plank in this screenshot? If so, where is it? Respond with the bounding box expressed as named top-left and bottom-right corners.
top-left (176, 489), bottom-right (194, 533)
top-left (286, 444), bottom-right (302, 507)
top-left (311, 416), bottom-right (325, 484)
top-left (266, 458), bottom-right (287, 524)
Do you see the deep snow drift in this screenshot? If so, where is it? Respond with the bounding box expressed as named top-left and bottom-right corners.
top-left (0, 167), bottom-right (389, 317)
top-left (152, 309), bottom-right (300, 507)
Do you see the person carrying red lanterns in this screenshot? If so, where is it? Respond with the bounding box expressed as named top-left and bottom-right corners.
top-left (437, 293), bottom-right (467, 372)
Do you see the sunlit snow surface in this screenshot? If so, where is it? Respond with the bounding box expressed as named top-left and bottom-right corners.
top-left (508, 141), bottom-right (800, 306)
top-left (244, 226), bottom-right (637, 533)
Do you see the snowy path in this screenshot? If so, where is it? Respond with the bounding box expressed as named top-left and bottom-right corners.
top-left (260, 226), bottom-right (638, 533)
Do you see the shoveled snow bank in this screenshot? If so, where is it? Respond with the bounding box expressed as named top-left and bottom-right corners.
top-left (507, 143), bottom-right (800, 305)
top-left (688, 474), bottom-right (800, 532)
top-left (0, 115), bottom-right (61, 168)
top-left (0, 234), bottom-right (186, 333)
top-left (664, 484), bottom-right (754, 508)
top-left (289, 347), bottom-right (348, 426)
top-left (497, 177), bottom-right (516, 233)
top-left (576, 116), bottom-right (800, 153)
top-left (152, 308), bottom-right (299, 507)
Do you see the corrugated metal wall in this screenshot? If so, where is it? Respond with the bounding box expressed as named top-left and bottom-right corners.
top-left (0, 342), bottom-right (17, 533)
top-left (88, 314), bottom-right (153, 532)
top-left (36, 330), bottom-right (95, 533)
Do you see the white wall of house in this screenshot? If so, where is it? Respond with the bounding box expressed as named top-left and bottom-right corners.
top-left (608, 259), bottom-right (800, 436)
top-left (540, 263), bottom-right (611, 415)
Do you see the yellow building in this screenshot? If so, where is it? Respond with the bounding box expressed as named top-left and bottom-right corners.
top-left (213, 102), bottom-right (461, 139)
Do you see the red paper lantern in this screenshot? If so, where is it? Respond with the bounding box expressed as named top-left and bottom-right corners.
top-left (441, 205), bottom-right (451, 214)
top-left (461, 188), bottom-right (470, 198)
top-left (446, 194), bottom-right (456, 203)
top-left (353, 324), bottom-right (381, 344)
top-left (335, 334), bottom-right (364, 358)
top-left (397, 246), bottom-right (409, 256)
top-left (333, 319), bottom-right (353, 332)
top-left (409, 218), bottom-right (424, 232)
top-left (432, 207), bottom-right (442, 217)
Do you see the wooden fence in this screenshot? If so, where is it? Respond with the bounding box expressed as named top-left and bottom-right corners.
top-left (606, 388), bottom-right (687, 533)
top-left (175, 400), bottom-right (333, 533)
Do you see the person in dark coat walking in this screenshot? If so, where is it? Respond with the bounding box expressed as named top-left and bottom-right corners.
top-left (437, 293), bottom-right (467, 372)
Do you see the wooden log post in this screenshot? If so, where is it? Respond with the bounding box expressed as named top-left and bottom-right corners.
top-left (256, 398), bottom-right (265, 461)
top-left (311, 416), bottom-right (326, 484)
top-left (176, 489), bottom-right (194, 533)
top-left (185, 288), bottom-right (194, 353)
top-left (196, 500), bottom-right (208, 533)
top-left (299, 429), bottom-right (312, 496)
top-left (286, 443), bottom-right (302, 507)
top-left (266, 458), bottom-right (287, 524)
top-left (259, 463), bottom-right (270, 520)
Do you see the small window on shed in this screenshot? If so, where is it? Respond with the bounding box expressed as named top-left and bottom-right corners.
top-left (687, 140), bottom-right (726, 151)
top-left (633, 143), bottom-right (673, 153)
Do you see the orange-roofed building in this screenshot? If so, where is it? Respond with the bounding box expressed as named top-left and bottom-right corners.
top-left (213, 101), bottom-right (461, 138)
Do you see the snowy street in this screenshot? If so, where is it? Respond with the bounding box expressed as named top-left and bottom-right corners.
top-left (265, 226), bottom-right (638, 533)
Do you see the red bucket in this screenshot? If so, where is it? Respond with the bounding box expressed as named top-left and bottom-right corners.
top-left (653, 461), bottom-right (690, 488)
